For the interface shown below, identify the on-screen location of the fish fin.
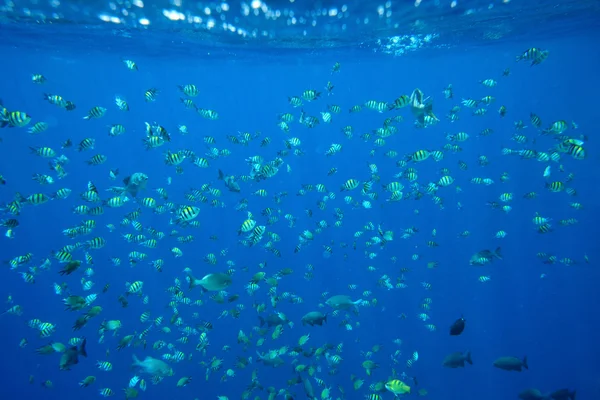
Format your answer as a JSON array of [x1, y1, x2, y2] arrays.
[[128, 186, 139, 197], [79, 338, 87, 357], [188, 274, 198, 289], [422, 96, 433, 111], [465, 351, 473, 365], [495, 247, 503, 260], [123, 176, 131, 186]]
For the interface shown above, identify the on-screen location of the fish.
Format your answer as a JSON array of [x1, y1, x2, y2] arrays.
[[107, 173, 149, 198], [299, 374, 317, 399], [518, 388, 547, 400], [449, 316, 465, 335], [301, 374, 317, 399], [218, 169, 241, 193], [122, 172, 148, 197], [385, 379, 411, 396], [188, 272, 232, 291], [548, 389, 576, 400], [59, 337, 87, 370], [442, 351, 472, 368], [256, 351, 285, 367], [132, 355, 173, 377], [493, 356, 528, 371], [325, 295, 362, 311], [470, 247, 502, 265], [409, 88, 435, 125], [301, 311, 328, 326], [258, 313, 289, 328]]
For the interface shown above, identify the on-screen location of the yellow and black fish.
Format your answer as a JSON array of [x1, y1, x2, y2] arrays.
[[178, 84, 199, 97], [122, 59, 138, 70], [83, 106, 106, 120], [1, 111, 31, 128], [516, 47, 549, 66], [31, 74, 47, 84], [144, 88, 159, 102]]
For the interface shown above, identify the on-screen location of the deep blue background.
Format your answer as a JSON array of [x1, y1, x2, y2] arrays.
[[0, 32, 599, 400]]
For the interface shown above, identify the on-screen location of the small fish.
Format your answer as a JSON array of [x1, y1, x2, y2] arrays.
[[32, 74, 47, 84], [59, 338, 87, 370], [442, 351, 473, 368], [449, 316, 465, 336], [83, 107, 107, 120], [493, 356, 528, 371], [543, 166, 551, 178], [516, 48, 549, 66], [123, 59, 138, 70]]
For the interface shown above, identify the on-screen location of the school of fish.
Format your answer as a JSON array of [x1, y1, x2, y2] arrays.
[[0, 47, 584, 400]]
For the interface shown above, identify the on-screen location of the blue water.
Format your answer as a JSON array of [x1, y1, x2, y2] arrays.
[[1, 3, 600, 399]]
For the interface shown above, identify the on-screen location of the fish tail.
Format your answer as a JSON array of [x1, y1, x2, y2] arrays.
[[188, 274, 198, 289], [79, 338, 87, 357], [522, 355, 528, 369], [494, 247, 503, 260], [465, 351, 473, 365]]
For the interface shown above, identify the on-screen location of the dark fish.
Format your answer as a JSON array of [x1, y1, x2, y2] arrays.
[[65, 100, 76, 111], [122, 172, 148, 197], [256, 350, 284, 367], [549, 389, 576, 400], [218, 169, 241, 193], [449, 316, 465, 335], [470, 247, 503, 265], [59, 338, 87, 370], [409, 88, 434, 125], [59, 260, 81, 276], [518, 388, 546, 400], [301, 374, 317, 400], [493, 356, 528, 371], [259, 313, 288, 328], [442, 351, 472, 368], [301, 311, 328, 327]]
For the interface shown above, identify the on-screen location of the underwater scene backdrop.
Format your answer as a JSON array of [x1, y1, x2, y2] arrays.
[[0, 1, 599, 400]]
